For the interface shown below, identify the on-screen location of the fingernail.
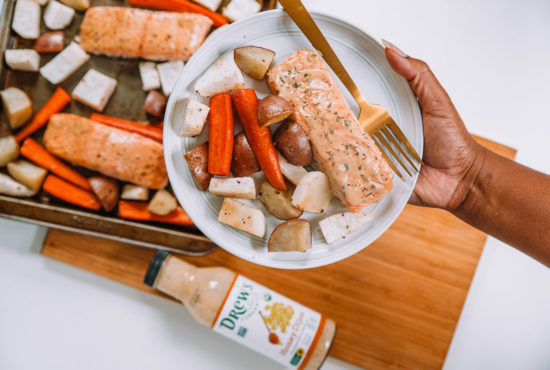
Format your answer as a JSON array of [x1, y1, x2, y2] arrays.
[[381, 39, 408, 58]]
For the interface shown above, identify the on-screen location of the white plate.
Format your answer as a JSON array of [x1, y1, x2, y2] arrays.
[[164, 10, 422, 269]]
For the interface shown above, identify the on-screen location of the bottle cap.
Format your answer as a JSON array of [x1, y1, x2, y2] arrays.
[[144, 250, 170, 287]]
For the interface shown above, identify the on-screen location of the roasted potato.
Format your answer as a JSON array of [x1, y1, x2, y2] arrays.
[[277, 152, 307, 186], [148, 189, 178, 216], [234, 46, 275, 80], [33, 31, 64, 53], [195, 50, 245, 97], [273, 121, 313, 166], [0, 173, 35, 197], [184, 143, 213, 191], [143, 90, 167, 118], [218, 197, 266, 238], [59, 0, 90, 11], [7, 160, 47, 192], [121, 184, 149, 201], [258, 181, 302, 220], [88, 176, 119, 212], [319, 211, 373, 244], [0, 87, 33, 129], [0, 136, 19, 167], [291, 171, 332, 213], [209, 177, 256, 199], [257, 95, 293, 127], [268, 219, 312, 253], [231, 132, 260, 177]]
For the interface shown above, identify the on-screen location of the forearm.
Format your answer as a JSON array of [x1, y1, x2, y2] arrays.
[[453, 148, 550, 266]]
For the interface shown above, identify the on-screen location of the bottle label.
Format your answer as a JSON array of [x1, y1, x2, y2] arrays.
[[212, 275, 325, 368]]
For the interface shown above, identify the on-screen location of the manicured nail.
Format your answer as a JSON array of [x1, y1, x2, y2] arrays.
[[381, 39, 408, 58]]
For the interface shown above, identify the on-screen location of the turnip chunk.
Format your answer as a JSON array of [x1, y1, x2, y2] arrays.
[[319, 211, 373, 244], [12, 0, 40, 39], [40, 42, 90, 84], [121, 184, 149, 201], [7, 160, 47, 193], [209, 177, 256, 200], [139, 62, 161, 91], [291, 171, 332, 213], [44, 1, 75, 30], [72, 69, 117, 111], [277, 152, 307, 186], [0, 173, 35, 197], [0, 136, 19, 167], [223, 0, 261, 22], [0, 87, 33, 129], [4, 49, 40, 72], [194, 50, 244, 97], [178, 98, 210, 137], [157, 61, 184, 96]]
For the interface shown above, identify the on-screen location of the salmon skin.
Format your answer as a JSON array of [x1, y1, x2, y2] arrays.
[[80, 7, 212, 61], [43, 114, 168, 189], [267, 50, 393, 211]]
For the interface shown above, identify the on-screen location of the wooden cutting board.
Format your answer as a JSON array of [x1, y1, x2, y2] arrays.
[[41, 136, 516, 370]]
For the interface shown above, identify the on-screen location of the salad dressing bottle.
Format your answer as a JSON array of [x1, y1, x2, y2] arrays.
[[145, 251, 336, 369]]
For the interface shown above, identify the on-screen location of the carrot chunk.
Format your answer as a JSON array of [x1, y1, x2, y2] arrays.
[[232, 89, 286, 191], [118, 200, 194, 226], [208, 94, 234, 176], [43, 175, 101, 211], [129, 0, 228, 28]]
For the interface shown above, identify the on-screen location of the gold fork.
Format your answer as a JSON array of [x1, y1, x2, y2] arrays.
[[278, 0, 423, 180]]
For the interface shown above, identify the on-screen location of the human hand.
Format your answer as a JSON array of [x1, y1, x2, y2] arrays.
[[382, 40, 486, 211]]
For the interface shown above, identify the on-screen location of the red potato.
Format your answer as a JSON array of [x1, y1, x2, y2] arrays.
[[33, 31, 64, 53], [143, 90, 167, 118], [273, 121, 313, 166], [184, 143, 213, 191], [257, 95, 293, 127], [88, 176, 119, 212], [231, 132, 260, 177]]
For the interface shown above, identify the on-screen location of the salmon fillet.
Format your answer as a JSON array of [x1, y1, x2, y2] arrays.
[[267, 50, 393, 211], [43, 114, 168, 189], [80, 7, 212, 61]]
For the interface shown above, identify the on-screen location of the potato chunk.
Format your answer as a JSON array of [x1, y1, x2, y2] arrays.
[[291, 171, 332, 213], [268, 219, 312, 253], [0, 136, 19, 167], [258, 181, 302, 220], [234, 46, 275, 80], [148, 189, 178, 216], [7, 160, 47, 192], [0, 87, 33, 129], [218, 197, 266, 238]]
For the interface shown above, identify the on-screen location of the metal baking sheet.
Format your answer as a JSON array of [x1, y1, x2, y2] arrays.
[[0, 0, 276, 253]]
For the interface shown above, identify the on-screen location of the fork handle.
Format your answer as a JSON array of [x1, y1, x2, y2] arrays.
[[278, 0, 364, 102]]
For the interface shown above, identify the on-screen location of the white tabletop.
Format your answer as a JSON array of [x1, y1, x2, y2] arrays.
[[1, 1, 550, 369]]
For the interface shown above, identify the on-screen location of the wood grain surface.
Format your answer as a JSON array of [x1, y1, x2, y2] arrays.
[[41, 136, 516, 369]]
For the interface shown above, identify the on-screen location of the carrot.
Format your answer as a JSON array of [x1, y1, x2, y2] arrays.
[[43, 175, 101, 211], [208, 94, 234, 176], [89, 113, 163, 142], [129, 0, 228, 28], [232, 89, 287, 191], [15, 87, 71, 143], [20, 138, 92, 191], [118, 201, 194, 226]]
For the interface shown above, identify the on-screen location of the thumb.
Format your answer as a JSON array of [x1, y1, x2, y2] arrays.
[[383, 40, 455, 114]]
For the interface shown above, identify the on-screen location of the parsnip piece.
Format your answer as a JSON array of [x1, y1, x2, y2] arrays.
[[0, 173, 35, 197]]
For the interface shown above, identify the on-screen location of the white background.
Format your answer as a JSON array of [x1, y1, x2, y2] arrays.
[[1, 0, 550, 369]]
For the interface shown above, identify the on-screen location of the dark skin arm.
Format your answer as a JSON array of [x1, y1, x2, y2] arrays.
[[383, 40, 550, 267]]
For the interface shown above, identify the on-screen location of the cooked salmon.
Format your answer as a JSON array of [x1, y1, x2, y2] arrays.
[[267, 50, 393, 211], [80, 7, 212, 61], [43, 114, 168, 189]]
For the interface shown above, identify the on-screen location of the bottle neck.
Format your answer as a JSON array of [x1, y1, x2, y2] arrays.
[[152, 255, 197, 302]]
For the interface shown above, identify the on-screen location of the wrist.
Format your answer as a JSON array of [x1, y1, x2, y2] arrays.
[[446, 141, 490, 214]]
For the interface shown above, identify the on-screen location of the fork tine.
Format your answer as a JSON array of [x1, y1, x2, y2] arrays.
[[372, 138, 404, 180], [381, 127, 418, 172], [375, 132, 412, 177], [387, 120, 424, 165]]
